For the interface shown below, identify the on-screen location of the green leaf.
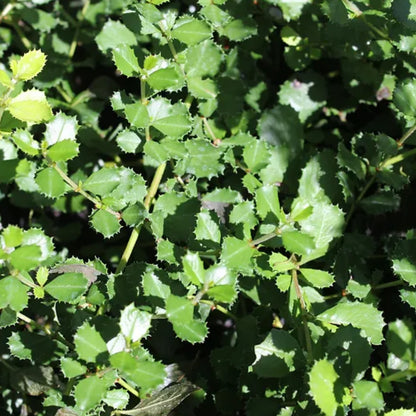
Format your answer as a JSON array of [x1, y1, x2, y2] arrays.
[[172, 16, 211, 45], [122, 204, 147, 227], [2, 225, 24, 247], [309, 359, 339, 416], [0, 307, 17, 327], [103, 389, 130, 410], [187, 77, 218, 99], [393, 79, 416, 122], [300, 268, 334, 288], [392, 258, 416, 286], [318, 301, 385, 345], [172, 320, 208, 344], [385, 409, 416, 416], [110, 351, 166, 391], [116, 129, 142, 153], [120, 303, 152, 342], [60, 357, 87, 378], [144, 140, 169, 164], [9, 244, 42, 271], [243, 140, 270, 173], [281, 230, 315, 256], [166, 294, 193, 323], [269, 252, 295, 273], [35, 167, 70, 198], [74, 375, 111, 411], [184, 139, 223, 178], [183, 251, 205, 285], [44, 273, 89, 302], [195, 211, 221, 243], [352, 380, 384, 410], [253, 329, 303, 377], [13, 50, 46, 81], [0, 69, 11, 87], [113, 44, 140, 77], [8, 89, 53, 123], [90, 210, 121, 238], [96, 20, 137, 52], [147, 64, 184, 92], [47, 139, 79, 162], [221, 18, 257, 41], [0, 276, 28, 312], [221, 236, 255, 274], [125, 102, 150, 128], [12, 129, 40, 156], [83, 167, 120, 196], [185, 39, 223, 78], [74, 322, 108, 363], [142, 267, 171, 299], [386, 319, 415, 362], [44, 113, 78, 146]]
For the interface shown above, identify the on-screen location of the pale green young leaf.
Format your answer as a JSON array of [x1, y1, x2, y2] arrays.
[[113, 44, 140, 77], [14, 50, 46, 81], [124, 102, 150, 129], [166, 294, 193, 323], [2, 225, 23, 247], [352, 380, 384, 410], [0, 276, 28, 312], [90, 210, 121, 238], [44, 273, 89, 302], [300, 268, 334, 288], [9, 245, 42, 271], [46, 139, 79, 162], [74, 322, 108, 363], [11, 130, 39, 156], [120, 303, 152, 343], [195, 211, 221, 243], [271, 0, 311, 20], [8, 90, 53, 123], [269, 252, 295, 273], [172, 16, 211, 45], [0, 69, 11, 87], [385, 409, 416, 416], [116, 129, 141, 153], [172, 320, 208, 344], [35, 167, 70, 198], [96, 20, 137, 52], [281, 230, 316, 256], [103, 389, 129, 410], [44, 113, 78, 146], [309, 359, 339, 416], [183, 251, 205, 285], [256, 184, 281, 221], [318, 301, 385, 344], [60, 357, 87, 378], [74, 375, 110, 411]]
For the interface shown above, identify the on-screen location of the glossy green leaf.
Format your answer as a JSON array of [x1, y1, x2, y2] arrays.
[[142, 268, 171, 299], [9, 244, 42, 271], [309, 359, 339, 416], [96, 20, 137, 52], [221, 237, 255, 273], [113, 44, 140, 77], [385, 409, 416, 416], [221, 18, 257, 41], [110, 351, 166, 390], [44, 273, 89, 302], [172, 320, 208, 344], [120, 303, 152, 342], [269, 252, 295, 273], [187, 77, 218, 99], [195, 211, 221, 243], [281, 230, 315, 256], [13, 49, 46, 81], [8, 89, 53, 123], [2, 225, 23, 247], [184, 139, 223, 178], [0, 69, 11, 87], [243, 140, 270, 173], [35, 167, 70, 198], [352, 380, 384, 410], [183, 251, 205, 285], [90, 210, 121, 238], [318, 301, 385, 344], [74, 375, 110, 411], [185, 39, 223, 77], [125, 102, 150, 128], [74, 322, 108, 363], [166, 294, 193, 323], [0, 276, 28, 312], [392, 258, 416, 286], [300, 268, 334, 288], [172, 17, 211, 45], [11, 129, 39, 155], [116, 129, 142, 153], [44, 113, 78, 146], [47, 139, 79, 162], [60, 357, 87, 378], [147, 65, 184, 92], [386, 319, 415, 362], [103, 389, 130, 409], [83, 167, 120, 195]]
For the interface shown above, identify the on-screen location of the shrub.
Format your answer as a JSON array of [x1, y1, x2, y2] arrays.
[[1, 0, 416, 415]]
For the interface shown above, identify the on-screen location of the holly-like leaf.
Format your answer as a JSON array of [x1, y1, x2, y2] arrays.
[[90, 210, 121, 238], [352, 380, 384, 410], [60, 357, 87, 378], [44, 272, 89, 302], [318, 301, 385, 345], [74, 322, 108, 363], [309, 359, 340, 416], [184, 139, 223, 178], [13, 49, 46, 81], [9, 245, 42, 271], [0, 276, 29, 312], [44, 113, 78, 146], [74, 375, 112, 411], [221, 17, 257, 41], [243, 140, 270, 173], [2, 225, 24, 247], [8, 89, 53, 123], [172, 320, 208, 344], [116, 129, 142, 153], [300, 268, 334, 288], [96, 20, 137, 52], [182, 252, 205, 285], [172, 16, 211, 45], [185, 39, 223, 78], [113, 44, 140, 77], [166, 295, 193, 323], [195, 211, 221, 243], [35, 167, 70, 198], [120, 303, 152, 343], [47, 139, 79, 162], [281, 230, 315, 256], [187, 77, 218, 99], [221, 237, 255, 273], [83, 167, 121, 196], [12, 129, 40, 156]]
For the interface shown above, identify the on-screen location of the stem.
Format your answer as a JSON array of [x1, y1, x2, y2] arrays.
[[10, 19, 31, 50], [116, 163, 167, 274], [397, 124, 416, 147], [292, 268, 313, 363], [116, 377, 139, 397], [202, 117, 217, 143], [199, 300, 237, 320], [15, 272, 37, 289], [51, 161, 121, 219], [372, 280, 404, 290], [250, 231, 279, 247], [384, 368, 416, 383], [380, 148, 416, 169], [0, 2, 15, 23], [140, 78, 151, 141], [68, 0, 90, 58]]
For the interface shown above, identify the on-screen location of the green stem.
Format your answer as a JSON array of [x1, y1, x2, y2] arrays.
[[68, 0, 90, 58], [116, 377, 139, 397], [372, 280, 404, 290], [202, 117, 217, 143], [10, 19, 31, 50], [292, 268, 313, 363], [14, 272, 37, 289], [0, 2, 15, 22], [397, 124, 416, 147], [116, 163, 167, 274], [384, 368, 416, 383], [380, 148, 416, 169], [140, 78, 151, 141], [199, 300, 237, 320], [250, 230, 279, 247]]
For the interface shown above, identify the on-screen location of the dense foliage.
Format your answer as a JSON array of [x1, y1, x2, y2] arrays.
[[1, 0, 416, 415]]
